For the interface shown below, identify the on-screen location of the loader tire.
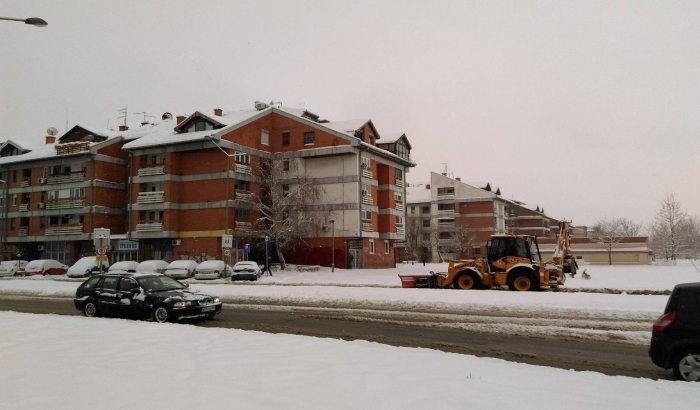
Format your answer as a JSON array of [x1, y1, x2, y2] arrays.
[[507, 272, 538, 291], [454, 271, 483, 290]]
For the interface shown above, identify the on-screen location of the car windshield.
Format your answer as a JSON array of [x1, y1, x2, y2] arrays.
[[136, 276, 186, 292]]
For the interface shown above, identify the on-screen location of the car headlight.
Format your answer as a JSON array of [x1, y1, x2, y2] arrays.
[[174, 301, 193, 307], [214, 298, 220, 303]]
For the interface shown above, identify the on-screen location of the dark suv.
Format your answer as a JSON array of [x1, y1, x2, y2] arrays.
[[74, 273, 222, 323], [649, 282, 700, 381]]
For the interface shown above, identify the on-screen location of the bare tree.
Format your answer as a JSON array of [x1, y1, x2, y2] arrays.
[[452, 224, 475, 259], [591, 217, 640, 265], [253, 155, 326, 268], [403, 215, 422, 261], [649, 194, 687, 261], [677, 215, 700, 259]]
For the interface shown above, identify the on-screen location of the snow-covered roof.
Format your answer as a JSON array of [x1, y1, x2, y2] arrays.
[[406, 182, 432, 203], [322, 119, 370, 138], [378, 133, 402, 144], [1, 139, 39, 152]]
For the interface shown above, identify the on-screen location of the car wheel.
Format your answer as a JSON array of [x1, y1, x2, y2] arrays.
[[673, 351, 700, 381], [152, 306, 170, 323], [83, 301, 98, 317]]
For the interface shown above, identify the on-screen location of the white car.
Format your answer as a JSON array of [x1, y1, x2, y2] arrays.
[[0, 260, 28, 277], [193, 260, 231, 280], [135, 260, 169, 274], [108, 261, 139, 273], [163, 260, 199, 279], [66, 257, 110, 278], [231, 261, 262, 281]]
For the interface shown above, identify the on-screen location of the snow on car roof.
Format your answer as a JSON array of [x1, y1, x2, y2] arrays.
[[197, 260, 225, 268]]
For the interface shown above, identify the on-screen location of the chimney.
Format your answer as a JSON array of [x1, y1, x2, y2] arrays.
[[119, 125, 129, 131], [214, 108, 223, 117], [177, 115, 186, 124], [456, 177, 461, 181], [426, 184, 430, 189], [442, 173, 447, 176], [46, 136, 56, 144]]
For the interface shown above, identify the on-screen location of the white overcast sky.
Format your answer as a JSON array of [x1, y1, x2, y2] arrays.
[[1, 0, 698, 227]]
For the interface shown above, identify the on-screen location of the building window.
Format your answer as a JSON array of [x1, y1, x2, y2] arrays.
[[385, 241, 390, 254], [235, 208, 250, 221], [361, 157, 371, 170], [422, 206, 430, 213], [282, 131, 290, 146], [235, 152, 249, 164], [394, 193, 402, 202], [12, 194, 17, 206], [369, 239, 375, 254], [282, 184, 290, 197], [437, 187, 455, 196], [473, 247, 481, 255], [361, 210, 372, 220], [304, 131, 315, 145], [422, 219, 430, 227], [395, 216, 404, 225], [261, 130, 269, 146], [283, 159, 290, 171], [362, 183, 371, 197], [12, 170, 17, 182], [410, 206, 415, 214], [395, 168, 403, 179]]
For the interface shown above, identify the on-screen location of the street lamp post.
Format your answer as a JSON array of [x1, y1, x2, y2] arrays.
[[330, 219, 335, 272], [0, 17, 48, 27], [205, 136, 232, 235]]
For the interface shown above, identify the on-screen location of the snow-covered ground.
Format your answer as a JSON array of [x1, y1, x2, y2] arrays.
[[0, 311, 697, 410], [1, 262, 699, 408]]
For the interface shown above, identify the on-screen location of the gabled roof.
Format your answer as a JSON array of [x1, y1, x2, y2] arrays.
[[58, 125, 119, 144], [0, 139, 37, 154], [172, 111, 227, 133], [377, 133, 412, 150]]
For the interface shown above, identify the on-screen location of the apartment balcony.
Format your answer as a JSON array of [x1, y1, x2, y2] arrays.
[[46, 224, 83, 236], [47, 172, 85, 185], [437, 193, 455, 200], [137, 191, 164, 204], [362, 168, 373, 179], [235, 221, 252, 232], [19, 203, 30, 212], [396, 226, 405, 235], [437, 209, 455, 215], [235, 190, 253, 202], [138, 165, 165, 177], [362, 196, 373, 206], [136, 220, 163, 232], [45, 198, 84, 210], [20, 178, 30, 188], [438, 220, 456, 228], [18, 227, 28, 237], [437, 237, 456, 245], [395, 203, 404, 212], [395, 179, 404, 188], [362, 222, 373, 232], [235, 163, 252, 175]]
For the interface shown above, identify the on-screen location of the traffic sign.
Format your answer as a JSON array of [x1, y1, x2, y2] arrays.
[[244, 244, 250, 254], [264, 236, 269, 244], [222, 234, 233, 249], [223, 249, 231, 257]]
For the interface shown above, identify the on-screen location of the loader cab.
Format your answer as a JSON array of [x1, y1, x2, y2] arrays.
[[488, 236, 541, 272]]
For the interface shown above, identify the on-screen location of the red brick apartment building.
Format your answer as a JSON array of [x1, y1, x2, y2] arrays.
[[0, 102, 415, 268], [405, 172, 560, 262]]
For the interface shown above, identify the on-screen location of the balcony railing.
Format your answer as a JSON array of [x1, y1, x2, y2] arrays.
[[437, 193, 455, 200], [438, 220, 456, 228], [20, 178, 30, 188], [395, 203, 404, 212], [362, 168, 373, 179], [235, 190, 253, 202], [437, 237, 456, 245], [18, 227, 28, 237], [47, 172, 85, 185], [138, 165, 165, 177], [235, 221, 252, 232], [437, 208, 455, 215], [45, 198, 84, 210], [45, 224, 83, 236], [235, 163, 252, 175], [396, 227, 405, 235], [395, 179, 404, 188], [137, 191, 164, 204], [136, 220, 163, 232], [362, 196, 373, 206], [19, 203, 30, 212], [362, 222, 373, 232]]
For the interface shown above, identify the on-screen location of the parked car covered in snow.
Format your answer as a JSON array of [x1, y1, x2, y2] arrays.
[[231, 261, 262, 281], [0, 260, 28, 277], [74, 272, 222, 322], [66, 256, 110, 278], [163, 260, 199, 279], [193, 260, 231, 280], [135, 260, 169, 274], [24, 259, 69, 276], [108, 261, 139, 273]]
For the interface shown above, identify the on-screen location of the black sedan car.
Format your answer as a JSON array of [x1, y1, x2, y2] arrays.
[[74, 273, 222, 323], [649, 282, 700, 381]]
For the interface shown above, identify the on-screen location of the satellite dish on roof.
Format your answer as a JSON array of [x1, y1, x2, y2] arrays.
[[162, 112, 173, 120], [47, 127, 58, 136]]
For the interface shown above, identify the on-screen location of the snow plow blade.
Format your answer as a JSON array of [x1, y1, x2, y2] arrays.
[[398, 274, 432, 288]]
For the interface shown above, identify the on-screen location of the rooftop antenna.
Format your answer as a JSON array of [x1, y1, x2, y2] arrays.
[[117, 106, 128, 128], [441, 162, 449, 176], [134, 111, 155, 126]]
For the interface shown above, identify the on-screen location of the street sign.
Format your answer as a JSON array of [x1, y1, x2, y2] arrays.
[[222, 234, 233, 249], [93, 228, 110, 250], [223, 249, 231, 257], [264, 236, 269, 244], [244, 244, 250, 254]]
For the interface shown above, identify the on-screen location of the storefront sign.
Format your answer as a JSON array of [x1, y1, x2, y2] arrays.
[[118, 240, 139, 251]]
